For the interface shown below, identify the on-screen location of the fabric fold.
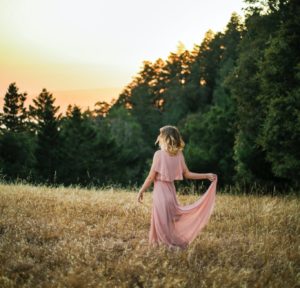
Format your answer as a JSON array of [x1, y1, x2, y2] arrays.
[[149, 149, 217, 249]]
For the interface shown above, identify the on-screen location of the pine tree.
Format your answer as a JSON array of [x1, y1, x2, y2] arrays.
[[226, 10, 280, 186], [106, 105, 149, 184], [257, 0, 300, 185], [58, 105, 97, 185], [128, 60, 164, 146], [1, 82, 27, 132], [0, 131, 36, 180], [0, 83, 36, 181], [29, 88, 61, 183]]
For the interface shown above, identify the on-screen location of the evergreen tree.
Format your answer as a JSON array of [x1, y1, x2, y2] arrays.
[[93, 101, 111, 118], [0, 82, 27, 132], [106, 105, 149, 184], [0, 0, 295, 190], [29, 89, 62, 183], [58, 104, 120, 186], [0, 83, 36, 182], [58, 105, 92, 185], [257, 0, 300, 185], [128, 61, 164, 147], [181, 107, 233, 186], [161, 50, 192, 125], [226, 10, 280, 186], [186, 30, 223, 111], [181, 14, 244, 187], [0, 131, 36, 180]]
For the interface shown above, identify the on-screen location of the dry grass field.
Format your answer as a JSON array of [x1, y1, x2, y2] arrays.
[[0, 182, 299, 288]]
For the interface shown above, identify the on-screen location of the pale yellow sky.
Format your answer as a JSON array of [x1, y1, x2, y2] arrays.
[[0, 0, 245, 112]]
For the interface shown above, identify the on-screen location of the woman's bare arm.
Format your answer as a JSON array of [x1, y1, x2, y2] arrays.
[[137, 168, 156, 203], [182, 156, 216, 181], [184, 170, 216, 181], [139, 169, 156, 194]]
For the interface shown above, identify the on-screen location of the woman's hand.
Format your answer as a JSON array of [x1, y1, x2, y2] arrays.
[[137, 191, 144, 203], [207, 173, 217, 182]]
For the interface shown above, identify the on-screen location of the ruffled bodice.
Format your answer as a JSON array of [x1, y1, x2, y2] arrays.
[[151, 149, 186, 182]]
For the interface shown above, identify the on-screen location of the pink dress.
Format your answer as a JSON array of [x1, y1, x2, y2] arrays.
[[149, 149, 218, 249]]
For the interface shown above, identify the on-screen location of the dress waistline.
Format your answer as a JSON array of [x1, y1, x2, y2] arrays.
[[155, 179, 174, 183]]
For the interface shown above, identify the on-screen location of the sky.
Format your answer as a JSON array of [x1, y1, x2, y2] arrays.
[[0, 0, 245, 112]]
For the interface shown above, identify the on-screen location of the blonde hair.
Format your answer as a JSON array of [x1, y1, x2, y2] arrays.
[[155, 125, 185, 155]]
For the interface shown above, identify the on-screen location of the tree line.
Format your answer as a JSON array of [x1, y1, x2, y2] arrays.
[[0, 0, 299, 192]]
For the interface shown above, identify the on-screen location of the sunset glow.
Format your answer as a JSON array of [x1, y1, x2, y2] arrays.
[[0, 0, 245, 112]]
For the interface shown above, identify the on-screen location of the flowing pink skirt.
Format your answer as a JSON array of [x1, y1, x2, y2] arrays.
[[149, 178, 217, 249]]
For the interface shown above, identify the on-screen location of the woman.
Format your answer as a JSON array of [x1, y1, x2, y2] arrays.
[[137, 125, 218, 250]]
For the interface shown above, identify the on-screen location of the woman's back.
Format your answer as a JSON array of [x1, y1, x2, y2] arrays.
[[152, 150, 186, 182]]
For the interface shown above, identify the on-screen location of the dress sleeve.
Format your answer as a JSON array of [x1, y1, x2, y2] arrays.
[[180, 152, 188, 175], [151, 150, 185, 182]]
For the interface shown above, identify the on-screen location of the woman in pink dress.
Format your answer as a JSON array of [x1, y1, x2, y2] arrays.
[[137, 125, 218, 250]]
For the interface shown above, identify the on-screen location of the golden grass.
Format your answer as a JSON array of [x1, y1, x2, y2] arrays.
[[0, 183, 299, 288]]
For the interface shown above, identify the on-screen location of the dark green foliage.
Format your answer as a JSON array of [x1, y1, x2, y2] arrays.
[[258, 92, 300, 181], [257, 0, 300, 185], [161, 52, 191, 125], [58, 105, 120, 186], [0, 131, 36, 180], [28, 89, 62, 183], [0, 83, 36, 181], [106, 106, 149, 184], [181, 105, 236, 186], [58, 105, 97, 185], [226, 10, 279, 186], [0, 0, 299, 192], [127, 61, 164, 145], [0, 82, 27, 132]]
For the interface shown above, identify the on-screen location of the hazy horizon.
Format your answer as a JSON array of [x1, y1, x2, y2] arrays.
[[0, 86, 122, 115]]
